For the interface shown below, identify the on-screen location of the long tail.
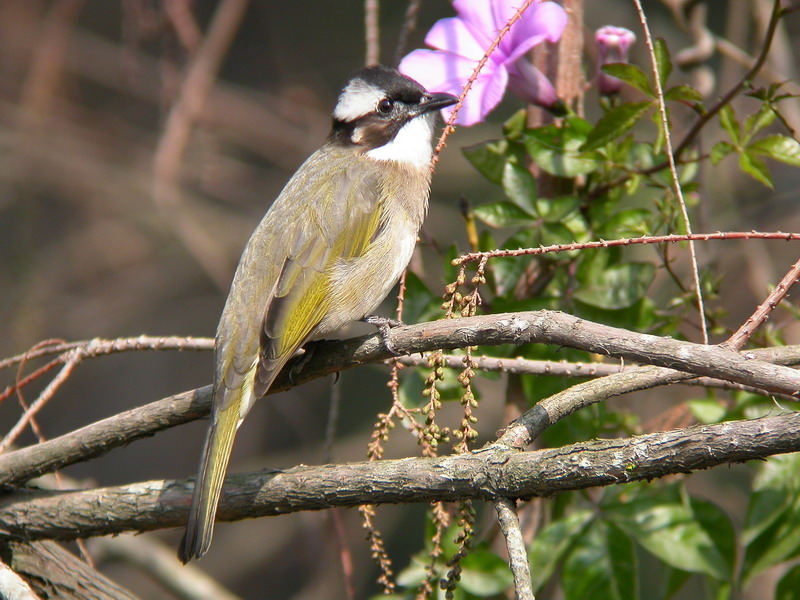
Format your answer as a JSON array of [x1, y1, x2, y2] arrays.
[[178, 389, 242, 563], [179, 352, 293, 562]]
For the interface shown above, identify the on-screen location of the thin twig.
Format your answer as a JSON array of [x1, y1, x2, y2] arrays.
[[153, 0, 250, 288], [398, 351, 800, 402], [164, 0, 202, 52], [90, 534, 240, 600], [453, 231, 800, 265], [324, 361, 356, 599], [0, 335, 213, 371], [493, 497, 534, 600], [1, 350, 82, 453], [329, 509, 356, 600], [633, 0, 708, 343], [674, 0, 783, 157], [725, 257, 800, 350], [364, 0, 380, 65], [393, 0, 423, 67]]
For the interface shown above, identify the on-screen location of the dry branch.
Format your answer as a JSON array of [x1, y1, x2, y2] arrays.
[[1, 311, 799, 486], [1, 541, 138, 600], [0, 412, 797, 542]]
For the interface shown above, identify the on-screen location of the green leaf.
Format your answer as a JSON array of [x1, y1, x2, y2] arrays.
[[742, 455, 800, 585], [491, 229, 539, 296], [606, 522, 639, 600], [474, 201, 537, 228], [562, 522, 616, 600], [710, 141, 736, 165], [776, 564, 800, 600], [583, 102, 652, 151], [401, 271, 438, 324], [462, 140, 508, 184], [503, 108, 528, 139], [687, 397, 727, 423], [738, 151, 774, 187], [690, 497, 737, 581], [664, 84, 704, 103], [606, 494, 729, 580], [459, 551, 514, 595], [530, 510, 595, 591], [662, 567, 692, 600], [718, 105, 740, 145], [574, 262, 656, 310], [501, 161, 538, 214], [602, 64, 654, 97], [654, 38, 672, 88], [745, 105, 776, 139], [749, 134, 800, 166], [524, 120, 599, 177], [535, 196, 581, 223], [442, 244, 461, 287], [573, 296, 665, 333], [596, 208, 654, 238]]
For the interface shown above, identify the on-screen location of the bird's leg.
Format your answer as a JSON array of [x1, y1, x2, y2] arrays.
[[362, 315, 404, 356]]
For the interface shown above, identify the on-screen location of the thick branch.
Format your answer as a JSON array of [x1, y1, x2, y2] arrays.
[[0, 412, 798, 542], [0, 541, 138, 600], [1, 312, 798, 485]]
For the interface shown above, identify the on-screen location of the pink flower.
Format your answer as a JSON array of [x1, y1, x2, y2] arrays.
[[399, 0, 568, 126], [595, 26, 637, 95]]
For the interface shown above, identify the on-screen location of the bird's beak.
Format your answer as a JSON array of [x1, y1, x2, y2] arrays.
[[413, 92, 459, 116]]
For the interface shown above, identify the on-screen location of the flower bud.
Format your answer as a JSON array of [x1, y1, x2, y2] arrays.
[[507, 58, 560, 110], [595, 26, 637, 95]]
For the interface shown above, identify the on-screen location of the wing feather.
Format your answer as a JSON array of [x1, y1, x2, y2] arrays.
[[212, 147, 385, 403]]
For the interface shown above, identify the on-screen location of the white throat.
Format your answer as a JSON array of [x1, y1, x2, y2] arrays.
[[365, 114, 435, 168]]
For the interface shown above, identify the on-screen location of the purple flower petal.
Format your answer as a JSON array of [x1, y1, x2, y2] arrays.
[[425, 17, 488, 61], [399, 48, 475, 98], [399, 48, 508, 126], [470, 66, 509, 124], [500, 2, 568, 65], [452, 0, 497, 47]]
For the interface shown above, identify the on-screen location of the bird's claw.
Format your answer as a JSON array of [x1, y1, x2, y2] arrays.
[[362, 315, 404, 356]]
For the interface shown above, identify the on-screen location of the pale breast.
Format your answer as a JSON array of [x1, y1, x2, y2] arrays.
[[316, 159, 430, 334]]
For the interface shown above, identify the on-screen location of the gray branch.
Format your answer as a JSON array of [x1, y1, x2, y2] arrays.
[[0, 412, 797, 542], [493, 498, 534, 600], [1, 311, 798, 486]]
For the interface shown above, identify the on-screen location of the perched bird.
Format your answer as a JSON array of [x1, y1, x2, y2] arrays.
[[179, 65, 457, 562]]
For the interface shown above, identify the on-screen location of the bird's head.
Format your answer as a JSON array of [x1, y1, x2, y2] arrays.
[[329, 65, 458, 168]]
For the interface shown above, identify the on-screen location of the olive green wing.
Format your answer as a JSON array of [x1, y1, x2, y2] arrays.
[[252, 154, 384, 398]]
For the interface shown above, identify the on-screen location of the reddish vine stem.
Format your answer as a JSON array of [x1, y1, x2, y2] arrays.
[[725, 257, 800, 351], [0, 335, 213, 371], [1, 350, 82, 453], [452, 231, 800, 266]]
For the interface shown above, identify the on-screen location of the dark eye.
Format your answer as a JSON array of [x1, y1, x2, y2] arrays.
[[377, 98, 394, 114]]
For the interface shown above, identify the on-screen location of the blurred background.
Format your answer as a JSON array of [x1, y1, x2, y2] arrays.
[[1, 1, 799, 598]]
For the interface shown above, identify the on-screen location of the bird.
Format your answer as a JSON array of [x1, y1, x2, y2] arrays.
[[178, 65, 458, 562]]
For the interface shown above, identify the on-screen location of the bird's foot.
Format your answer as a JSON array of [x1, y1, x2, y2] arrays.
[[287, 341, 318, 386], [362, 315, 404, 356]]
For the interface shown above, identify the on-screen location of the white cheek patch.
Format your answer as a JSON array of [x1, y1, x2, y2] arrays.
[[366, 114, 435, 168], [333, 80, 384, 122]]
